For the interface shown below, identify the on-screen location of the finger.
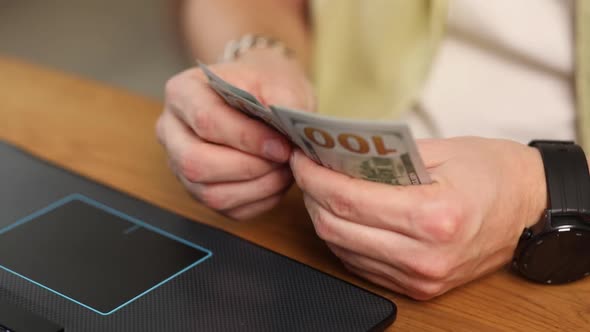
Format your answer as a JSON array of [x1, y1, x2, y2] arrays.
[[342, 263, 407, 296], [327, 243, 449, 299], [328, 243, 416, 283], [303, 194, 423, 273], [343, 263, 444, 300], [291, 150, 442, 239], [223, 193, 285, 220], [158, 110, 279, 183], [165, 68, 291, 162], [180, 166, 293, 211]]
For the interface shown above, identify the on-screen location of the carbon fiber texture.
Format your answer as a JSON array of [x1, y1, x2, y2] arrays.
[[0, 141, 396, 331]]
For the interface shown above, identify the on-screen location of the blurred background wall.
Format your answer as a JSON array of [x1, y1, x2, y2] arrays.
[[0, 0, 190, 99]]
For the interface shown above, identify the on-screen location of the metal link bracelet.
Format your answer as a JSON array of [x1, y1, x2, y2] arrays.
[[220, 34, 295, 63]]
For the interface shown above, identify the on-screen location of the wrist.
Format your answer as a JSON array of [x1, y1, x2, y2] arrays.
[[523, 146, 548, 228], [512, 141, 590, 284]]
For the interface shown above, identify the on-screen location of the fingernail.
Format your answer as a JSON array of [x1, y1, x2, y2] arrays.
[[263, 139, 287, 161]]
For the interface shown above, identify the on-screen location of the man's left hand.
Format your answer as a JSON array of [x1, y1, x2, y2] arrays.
[[290, 137, 547, 300]]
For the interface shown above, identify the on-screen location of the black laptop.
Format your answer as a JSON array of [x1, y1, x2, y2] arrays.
[[0, 140, 396, 331]]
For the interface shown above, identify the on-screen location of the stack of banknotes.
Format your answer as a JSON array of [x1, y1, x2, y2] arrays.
[[199, 62, 431, 186]]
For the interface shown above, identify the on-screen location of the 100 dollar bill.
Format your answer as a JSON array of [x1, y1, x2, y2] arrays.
[[198, 61, 431, 186], [198, 61, 289, 135], [271, 106, 431, 185]]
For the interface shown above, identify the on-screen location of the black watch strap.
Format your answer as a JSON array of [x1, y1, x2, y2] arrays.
[[529, 140, 590, 216]]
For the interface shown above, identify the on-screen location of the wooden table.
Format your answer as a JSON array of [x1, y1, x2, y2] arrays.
[[1, 57, 588, 331]]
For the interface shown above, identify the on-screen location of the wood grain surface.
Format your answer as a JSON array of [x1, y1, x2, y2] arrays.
[[1, 57, 588, 331]]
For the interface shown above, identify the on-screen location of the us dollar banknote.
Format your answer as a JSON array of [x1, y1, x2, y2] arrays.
[[198, 61, 289, 135], [271, 106, 431, 185], [198, 61, 431, 185]]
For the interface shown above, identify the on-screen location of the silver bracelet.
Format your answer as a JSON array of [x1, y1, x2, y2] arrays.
[[220, 34, 294, 62]]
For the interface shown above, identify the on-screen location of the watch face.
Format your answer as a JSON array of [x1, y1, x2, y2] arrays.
[[519, 227, 590, 284]]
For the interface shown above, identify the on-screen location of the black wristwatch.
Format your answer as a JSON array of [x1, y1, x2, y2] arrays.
[[512, 140, 590, 284]]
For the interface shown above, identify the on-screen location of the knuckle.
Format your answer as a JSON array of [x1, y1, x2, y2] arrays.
[[225, 210, 248, 221], [409, 282, 446, 301], [198, 185, 227, 210], [165, 69, 215, 140], [191, 108, 212, 139], [421, 199, 463, 243], [164, 73, 186, 101], [260, 172, 284, 195], [410, 255, 454, 280], [431, 217, 459, 243], [312, 211, 336, 242], [326, 244, 345, 260], [237, 124, 255, 151], [155, 115, 166, 146], [325, 191, 355, 219], [242, 161, 260, 180], [178, 149, 206, 183]]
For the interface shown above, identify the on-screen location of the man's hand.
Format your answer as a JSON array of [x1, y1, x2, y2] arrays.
[[157, 50, 314, 220], [290, 137, 548, 300]]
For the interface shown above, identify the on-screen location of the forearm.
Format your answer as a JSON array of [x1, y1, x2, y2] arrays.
[[181, 0, 311, 69]]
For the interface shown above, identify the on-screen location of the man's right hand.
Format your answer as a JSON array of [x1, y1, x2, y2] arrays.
[[156, 51, 314, 220]]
